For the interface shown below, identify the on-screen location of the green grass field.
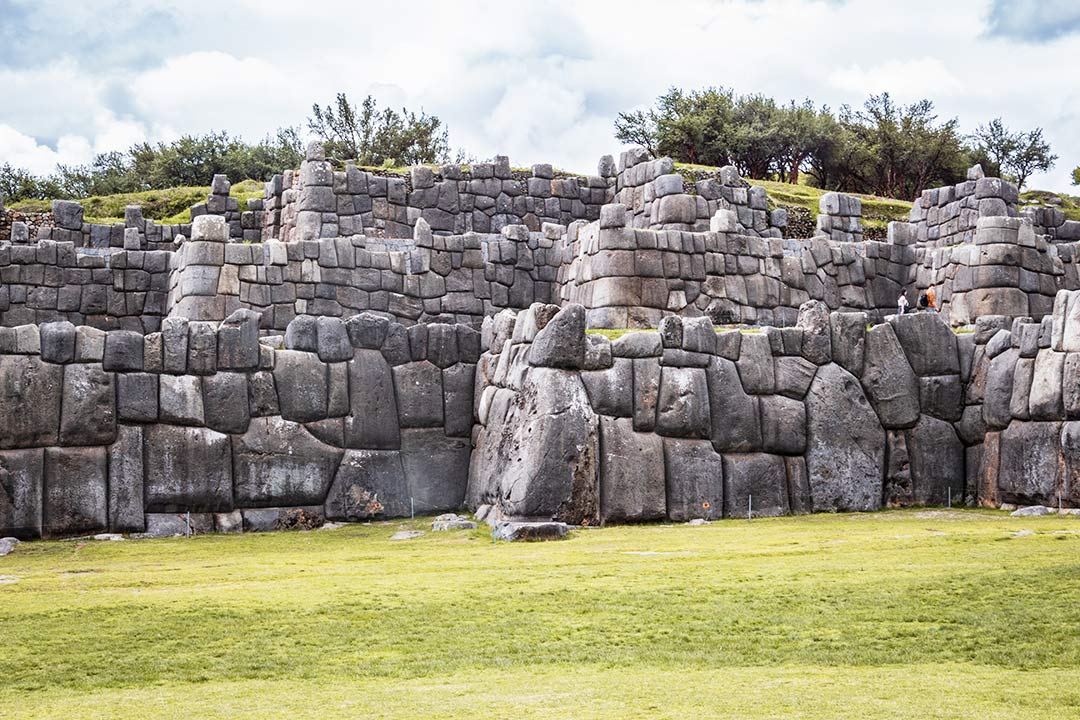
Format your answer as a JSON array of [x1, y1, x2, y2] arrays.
[[1, 509, 1078, 719]]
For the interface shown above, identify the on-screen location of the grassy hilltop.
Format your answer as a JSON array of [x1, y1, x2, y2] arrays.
[[1, 509, 1078, 719]]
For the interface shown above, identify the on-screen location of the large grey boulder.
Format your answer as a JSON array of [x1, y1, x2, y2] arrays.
[[117, 373, 159, 423], [326, 450, 409, 519], [632, 358, 660, 432], [581, 358, 633, 417], [983, 348, 1019, 429], [233, 417, 343, 507], [102, 330, 144, 372], [59, 363, 116, 446], [723, 453, 789, 518], [345, 349, 400, 449], [391, 361, 443, 428], [830, 311, 867, 375], [273, 350, 328, 422], [663, 438, 723, 522], [654, 367, 710, 438], [316, 316, 353, 363], [905, 415, 965, 506], [1028, 350, 1065, 420], [40, 321, 76, 364], [0, 356, 61, 449], [217, 309, 261, 370], [760, 395, 807, 455], [442, 364, 475, 437], [736, 333, 775, 394], [43, 447, 107, 537], [401, 428, 471, 513], [805, 362, 885, 511], [599, 416, 665, 522], [345, 313, 391, 349], [918, 375, 963, 422], [242, 506, 325, 533], [861, 323, 919, 428], [284, 315, 318, 352], [774, 356, 817, 400], [144, 425, 233, 512], [889, 312, 958, 376], [707, 356, 762, 451], [466, 367, 599, 525], [0, 537, 18, 556], [107, 426, 144, 533], [796, 300, 832, 365], [201, 372, 250, 435], [1059, 421, 1080, 506], [492, 521, 569, 541], [997, 421, 1062, 506], [158, 374, 204, 426], [529, 304, 586, 369], [0, 449, 43, 538]]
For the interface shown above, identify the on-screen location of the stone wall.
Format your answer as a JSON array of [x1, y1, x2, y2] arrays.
[[0, 241, 171, 333], [469, 294, 1080, 525], [6, 293, 1080, 539], [559, 202, 915, 328], [168, 214, 567, 328], [265, 147, 614, 243], [0, 308, 478, 539]]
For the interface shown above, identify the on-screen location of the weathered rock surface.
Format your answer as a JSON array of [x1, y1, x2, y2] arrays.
[[467, 367, 599, 524], [805, 363, 885, 511], [233, 417, 343, 507]]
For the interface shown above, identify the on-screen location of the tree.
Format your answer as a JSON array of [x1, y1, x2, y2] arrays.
[[972, 118, 1056, 188], [1073, 166, 1080, 186], [613, 109, 657, 157], [1003, 127, 1056, 190], [971, 118, 1018, 178], [308, 93, 450, 166], [614, 87, 736, 166], [832, 94, 968, 199]]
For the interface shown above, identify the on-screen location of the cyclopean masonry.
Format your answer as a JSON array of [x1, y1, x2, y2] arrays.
[[1, 142, 1079, 539]]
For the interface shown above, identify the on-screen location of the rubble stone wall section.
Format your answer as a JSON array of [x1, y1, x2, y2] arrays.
[[0, 308, 479, 539], [168, 215, 567, 329], [560, 203, 916, 328], [265, 147, 615, 243]]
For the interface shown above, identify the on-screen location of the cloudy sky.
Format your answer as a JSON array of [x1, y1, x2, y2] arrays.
[[1, 0, 1078, 191]]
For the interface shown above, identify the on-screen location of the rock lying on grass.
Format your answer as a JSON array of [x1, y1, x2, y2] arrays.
[[1011, 505, 1053, 516], [390, 530, 424, 541], [492, 521, 569, 542], [432, 513, 477, 531], [0, 537, 19, 556]]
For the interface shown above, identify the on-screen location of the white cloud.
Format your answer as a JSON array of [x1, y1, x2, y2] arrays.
[[0, 0, 1077, 191], [829, 59, 964, 101]]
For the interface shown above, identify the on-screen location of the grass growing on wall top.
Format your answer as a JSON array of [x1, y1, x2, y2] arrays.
[[673, 162, 914, 229], [1, 509, 1078, 719], [8, 180, 265, 226]]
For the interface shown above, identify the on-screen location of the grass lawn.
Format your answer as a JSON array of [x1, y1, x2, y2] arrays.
[[1, 509, 1078, 719]]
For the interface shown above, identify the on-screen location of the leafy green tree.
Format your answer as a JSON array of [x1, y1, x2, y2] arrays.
[[1002, 127, 1056, 190], [308, 93, 450, 165], [0, 163, 68, 201], [971, 118, 1017, 178], [832, 94, 968, 199], [1073, 166, 1080, 186], [615, 87, 736, 166], [971, 119, 1056, 188]]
